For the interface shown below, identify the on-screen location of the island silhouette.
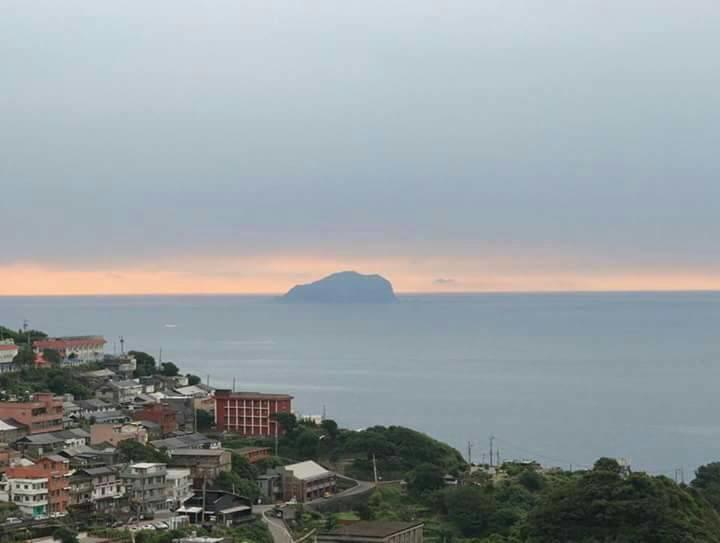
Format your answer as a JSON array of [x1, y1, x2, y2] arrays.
[[281, 271, 397, 303]]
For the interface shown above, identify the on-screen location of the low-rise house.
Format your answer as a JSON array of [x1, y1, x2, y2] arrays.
[[92, 410, 131, 425], [0, 393, 64, 434], [81, 369, 117, 383], [91, 422, 148, 447], [121, 463, 168, 517], [256, 472, 281, 502], [133, 403, 178, 435], [0, 339, 19, 373], [161, 397, 196, 432], [14, 433, 66, 457], [0, 469, 49, 518], [57, 445, 118, 468], [73, 399, 114, 421], [0, 419, 28, 444], [177, 490, 252, 526], [168, 449, 231, 487], [235, 447, 271, 464], [0, 448, 21, 475], [53, 428, 91, 448], [136, 420, 163, 440], [100, 355, 137, 379], [33, 336, 106, 365], [317, 521, 424, 543], [166, 468, 193, 509], [281, 460, 336, 502], [96, 380, 143, 405], [2, 455, 71, 518], [70, 466, 124, 513], [150, 433, 220, 452]]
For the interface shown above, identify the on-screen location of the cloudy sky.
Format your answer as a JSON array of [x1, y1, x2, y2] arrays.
[[2, 1, 720, 295]]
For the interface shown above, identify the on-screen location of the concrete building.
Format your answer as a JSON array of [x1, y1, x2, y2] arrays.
[[0, 419, 28, 444], [96, 380, 143, 405], [0, 470, 49, 518], [0, 339, 19, 372], [0, 393, 63, 434], [317, 522, 424, 543], [214, 390, 292, 437], [133, 403, 178, 435], [234, 446, 271, 464], [3, 455, 71, 518], [33, 336, 106, 364], [70, 466, 124, 512], [166, 468, 193, 509], [150, 433, 221, 452], [177, 490, 252, 526], [99, 354, 137, 379], [121, 463, 168, 516], [281, 461, 336, 502], [14, 433, 66, 457], [0, 448, 21, 475], [168, 449, 231, 487], [91, 422, 148, 446]]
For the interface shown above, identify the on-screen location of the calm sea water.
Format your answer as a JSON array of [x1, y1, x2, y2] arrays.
[[2, 292, 719, 476]]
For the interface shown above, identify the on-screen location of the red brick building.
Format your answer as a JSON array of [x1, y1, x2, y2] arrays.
[[214, 390, 292, 436], [0, 393, 63, 434], [132, 403, 177, 435]]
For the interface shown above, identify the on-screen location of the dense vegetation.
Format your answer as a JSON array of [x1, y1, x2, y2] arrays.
[[0, 365, 93, 400], [355, 458, 720, 543], [264, 413, 466, 482]]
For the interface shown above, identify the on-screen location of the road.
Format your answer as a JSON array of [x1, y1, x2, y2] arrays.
[[259, 477, 376, 543]]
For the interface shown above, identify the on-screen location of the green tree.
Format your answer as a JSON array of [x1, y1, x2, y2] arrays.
[[159, 362, 180, 377], [297, 430, 320, 459], [53, 527, 79, 543], [321, 419, 339, 439], [42, 348, 62, 365], [129, 351, 156, 377], [693, 462, 720, 511], [186, 374, 201, 386], [408, 463, 445, 495], [196, 409, 214, 431], [117, 440, 169, 464], [13, 346, 35, 366], [445, 485, 496, 537], [527, 461, 720, 542], [272, 412, 298, 434]]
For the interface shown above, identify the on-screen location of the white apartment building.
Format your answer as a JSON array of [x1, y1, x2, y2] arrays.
[[166, 468, 193, 509], [0, 476, 49, 519], [0, 339, 19, 373]]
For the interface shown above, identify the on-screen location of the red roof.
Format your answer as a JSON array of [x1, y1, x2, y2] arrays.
[[0, 345, 18, 351], [33, 336, 106, 350]]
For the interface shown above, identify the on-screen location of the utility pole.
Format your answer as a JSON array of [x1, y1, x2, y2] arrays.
[[120, 336, 125, 355], [467, 441, 473, 465], [232, 377, 236, 393], [496, 448, 500, 467], [489, 436, 495, 467], [372, 453, 379, 484]]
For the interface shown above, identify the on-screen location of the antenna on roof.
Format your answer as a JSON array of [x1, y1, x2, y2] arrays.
[[159, 348, 163, 364], [119, 336, 125, 355]]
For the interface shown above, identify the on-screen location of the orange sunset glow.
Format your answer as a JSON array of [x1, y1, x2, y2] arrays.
[[3, 257, 720, 296]]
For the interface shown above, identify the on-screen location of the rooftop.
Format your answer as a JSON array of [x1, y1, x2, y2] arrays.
[[284, 460, 332, 481], [170, 448, 226, 457], [215, 390, 293, 400]]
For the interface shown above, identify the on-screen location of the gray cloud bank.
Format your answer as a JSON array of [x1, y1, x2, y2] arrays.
[[2, 1, 720, 272]]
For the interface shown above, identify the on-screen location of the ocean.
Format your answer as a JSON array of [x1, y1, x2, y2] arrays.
[[2, 292, 719, 477]]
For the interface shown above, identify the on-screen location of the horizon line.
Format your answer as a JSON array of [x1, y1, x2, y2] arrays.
[[3, 288, 720, 298]]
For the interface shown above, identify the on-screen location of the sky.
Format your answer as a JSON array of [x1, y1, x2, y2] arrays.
[[2, 1, 720, 295]]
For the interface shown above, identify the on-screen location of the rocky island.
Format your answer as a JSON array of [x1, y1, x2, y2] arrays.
[[282, 271, 397, 303]]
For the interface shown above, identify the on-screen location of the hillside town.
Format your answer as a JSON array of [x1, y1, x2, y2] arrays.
[[0, 329, 448, 543]]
